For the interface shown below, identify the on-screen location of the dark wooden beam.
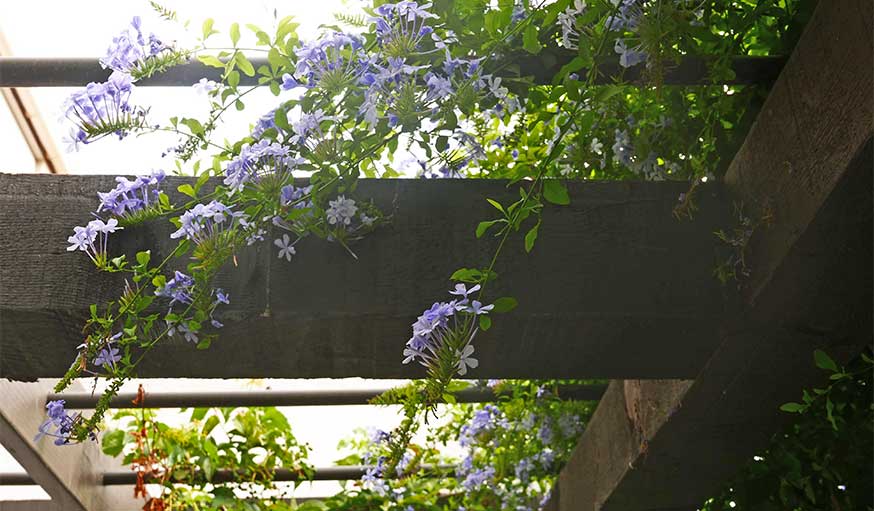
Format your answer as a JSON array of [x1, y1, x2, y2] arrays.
[[0, 178, 727, 380], [0, 55, 784, 88], [551, 0, 873, 509]]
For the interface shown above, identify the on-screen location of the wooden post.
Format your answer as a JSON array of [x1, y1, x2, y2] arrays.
[[550, 0, 873, 509]]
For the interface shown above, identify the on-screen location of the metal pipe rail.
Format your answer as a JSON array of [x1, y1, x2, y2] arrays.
[[0, 465, 454, 486], [48, 384, 607, 409], [0, 55, 786, 87]]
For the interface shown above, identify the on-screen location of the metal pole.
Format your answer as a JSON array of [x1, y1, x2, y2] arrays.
[[49, 385, 607, 409], [0, 465, 455, 486]]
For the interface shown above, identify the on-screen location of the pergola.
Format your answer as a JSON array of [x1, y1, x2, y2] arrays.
[[0, 1, 871, 509]]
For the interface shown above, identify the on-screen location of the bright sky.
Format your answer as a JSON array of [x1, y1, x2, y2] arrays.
[[0, 0, 367, 174], [0, 0, 455, 504]]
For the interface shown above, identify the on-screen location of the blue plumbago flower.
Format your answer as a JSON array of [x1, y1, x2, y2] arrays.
[[614, 38, 647, 68], [274, 233, 297, 261], [251, 108, 279, 139], [224, 139, 304, 192], [557, 0, 586, 49], [515, 456, 535, 483], [193, 78, 218, 95], [372, 1, 438, 56], [168, 321, 199, 344], [456, 344, 478, 375], [538, 448, 556, 469], [35, 400, 78, 445], [606, 0, 644, 31], [281, 73, 300, 90], [96, 170, 165, 219], [155, 271, 195, 306], [208, 288, 229, 328], [66, 218, 122, 266], [511, 1, 527, 22], [559, 413, 582, 438], [280, 184, 313, 209], [170, 200, 240, 245], [326, 195, 358, 226], [612, 129, 634, 168], [295, 32, 369, 92], [461, 466, 495, 491], [93, 346, 121, 369], [402, 285, 494, 378], [63, 72, 148, 146], [538, 420, 554, 445], [361, 456, 388, 495], [100, 17, 170, 75], [458, 404, 506, 447]]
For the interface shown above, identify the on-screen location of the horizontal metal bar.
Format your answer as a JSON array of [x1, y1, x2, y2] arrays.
[[0, 55, 785, 88], [0, 465, 454, 486], [48, 384, 606, 409]]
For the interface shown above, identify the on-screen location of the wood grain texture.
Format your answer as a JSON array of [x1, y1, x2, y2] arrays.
[[0, 178, 727, 380], [0, 381, 136, 511], [552, 0, 874, 509]]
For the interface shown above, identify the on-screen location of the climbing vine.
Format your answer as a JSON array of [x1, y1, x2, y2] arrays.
[[35, 0, 825, 507]]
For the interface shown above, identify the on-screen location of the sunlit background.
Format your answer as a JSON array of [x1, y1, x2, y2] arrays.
[[0, 0, 450, 502]]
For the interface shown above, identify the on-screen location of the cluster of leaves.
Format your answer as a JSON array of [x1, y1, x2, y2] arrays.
[[702, 349, 874, 511], [103, 381, 598, 510], [103, 403, 312, 510]]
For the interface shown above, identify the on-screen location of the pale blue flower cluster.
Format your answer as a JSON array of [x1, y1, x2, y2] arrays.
[[224, 140, 304, 192], [326, 195, 358, 226], [295, 32, 369, 90], [62, 72, 146, 150], [66, 218, 123, 265], [155, 271, 195, 306], [402, 283, 493, 377], [35, 400, 78, 445], [97, 170, 166, 217], [100, 16, 169, 74], [169, 200, 238, 245]]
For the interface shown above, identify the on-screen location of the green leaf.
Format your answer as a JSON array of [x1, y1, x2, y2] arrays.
[[201, 18, 216, 40], [197, 54, 225, 68], [486, 198, 505, 214], [522, 25, 542, 54], [229, 22, 240, 46], [780, 402, 805, 413], [479, 315, 492, 331], [267, 47, 285, 71], [234, 52, 255, 77], [135, 250, 151, 266], [101, 429, 125, 457], [201, 414, 220, 435], [476, 220, 503, 238], [178, 184, 196, 199], [525, 220, 540, 253], [227, 69, 240, 88], [443, 393, 457, 404], [543, 180, 570, 205], [191, 407, 209, 421], [814, 349, 838, 372], [492, 296, 518, 313]]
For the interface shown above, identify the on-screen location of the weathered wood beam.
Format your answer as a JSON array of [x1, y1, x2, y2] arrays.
[[551, 0, 873, 509], [0, 381, 135, 511], [0, 55, 784, 88], [0, 178, 727, 380]]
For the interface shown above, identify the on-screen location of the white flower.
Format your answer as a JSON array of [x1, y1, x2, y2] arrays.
[[193, 78, 218, 95], [590, 137, 603, 155], [274, 234, 296, 261], [457, 344, 479, 376]]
